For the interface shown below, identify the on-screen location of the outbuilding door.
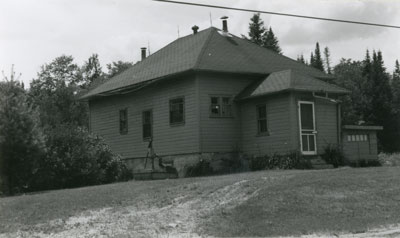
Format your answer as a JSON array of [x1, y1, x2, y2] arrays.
[[298, 101, 317, 155]]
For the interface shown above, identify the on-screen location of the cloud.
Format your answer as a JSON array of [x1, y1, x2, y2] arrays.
[[280, 1, 399, 45], [0, 0, 399, 86]]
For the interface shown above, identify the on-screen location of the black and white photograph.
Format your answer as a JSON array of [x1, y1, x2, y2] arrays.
[[1, 0, 400, 237]]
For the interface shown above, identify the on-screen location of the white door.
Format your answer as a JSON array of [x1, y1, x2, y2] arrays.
[[298, 101, 317, 155]]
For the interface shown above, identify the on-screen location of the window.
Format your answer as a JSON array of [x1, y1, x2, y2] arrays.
[[142, 110, 152, 140], [119, 109, 128, 134], [347, 134, 369, 142], [210, 97, 220, 116], [169, 97, 185, 124], [257, 104, 268, 134], [210, 96, 232, 117]]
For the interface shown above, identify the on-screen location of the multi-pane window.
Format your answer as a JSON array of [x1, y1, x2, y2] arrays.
[[257, 104, 268, 134], [210, 97, 220, 116], [169, 97, 185, 124], [142, 110, 152, 140], [210, 96, 232, 117], [347, 134, 368, 142], [119, 109, 128, 134]]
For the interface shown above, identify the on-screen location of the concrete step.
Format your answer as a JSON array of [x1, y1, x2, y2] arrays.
[[306, 156, 334, 169]]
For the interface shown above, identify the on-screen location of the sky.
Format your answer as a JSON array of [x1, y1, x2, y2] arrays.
[[1, 0, 399, 86]]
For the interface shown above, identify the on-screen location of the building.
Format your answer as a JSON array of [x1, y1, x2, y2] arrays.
[[81, 19, 379, 177]]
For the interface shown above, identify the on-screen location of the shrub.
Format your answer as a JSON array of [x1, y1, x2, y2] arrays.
[[31, 125, 132, 191], [249, 156, 269, 171], [378, 152, 400, 166], [249, 151, 311, 171], [321, 144, 346, 168], [185, 159, 214, 177], [219, 153, 245, 173], [348, 159, 382, 167]]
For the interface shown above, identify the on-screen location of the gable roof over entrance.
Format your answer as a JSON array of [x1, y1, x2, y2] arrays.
[[82, 27, 334, 99]]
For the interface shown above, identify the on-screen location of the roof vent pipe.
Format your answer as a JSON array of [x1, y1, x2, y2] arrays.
[[192, 25, 199, 34], [141, 47, 147, 60], [221, 16, 228, 32]]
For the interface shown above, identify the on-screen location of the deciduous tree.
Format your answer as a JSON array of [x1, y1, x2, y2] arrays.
[[29, 55, 88, 129]]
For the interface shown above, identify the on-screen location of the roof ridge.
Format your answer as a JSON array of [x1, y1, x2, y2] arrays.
[[290, 68, 349, 92], [228, 33, 331, 79], [193, 27, 216, 69]]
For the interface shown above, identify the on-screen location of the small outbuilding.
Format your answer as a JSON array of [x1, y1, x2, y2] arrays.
[[341, 125, 383, 162]]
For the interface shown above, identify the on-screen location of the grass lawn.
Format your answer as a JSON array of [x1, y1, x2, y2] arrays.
[[1, 167, 400, 237]]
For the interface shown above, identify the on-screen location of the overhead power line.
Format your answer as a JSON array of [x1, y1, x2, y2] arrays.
[[153, 0, 400, 29]]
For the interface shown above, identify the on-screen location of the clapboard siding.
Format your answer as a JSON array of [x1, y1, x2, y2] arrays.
[[90, 75, 199, 158], [342, 130, 378, 161], [240, 93, 293, 156], [315, 99, 338, 153], [197, 73, 254, 152]]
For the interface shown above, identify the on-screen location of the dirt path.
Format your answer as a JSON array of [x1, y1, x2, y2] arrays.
[[0, 179, 261, 237], [1, 169, 400, 237]]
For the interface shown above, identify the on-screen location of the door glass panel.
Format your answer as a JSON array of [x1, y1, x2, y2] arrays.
[[309, 135, 315, 151], [300, 103, 314, 130], [302, 135, 308, 151]]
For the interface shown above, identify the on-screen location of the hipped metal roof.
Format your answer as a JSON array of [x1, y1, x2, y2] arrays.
[[82, 27, 342, 99], [237, 69, 350, 100]]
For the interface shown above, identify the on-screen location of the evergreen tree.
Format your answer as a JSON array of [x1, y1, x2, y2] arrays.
[[262, 27, 282, 54], [297, 54, 306, 64], [324, 47, 332, 74], [310, 42, 324, 71], [0, 77, 45, 194], [363, 50, 396, 151], [391, 60, 400, 149], [247, 14, 282, 53], [362, 49, 372, 77], [248, 13, 266, 46], [393, 60, 400, 83], [310, 52, 315, 67]]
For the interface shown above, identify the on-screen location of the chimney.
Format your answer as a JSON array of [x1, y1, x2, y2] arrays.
[[221, 16, 228, 32], [141, 47, 147, 60], [192, 25, 199, 34]]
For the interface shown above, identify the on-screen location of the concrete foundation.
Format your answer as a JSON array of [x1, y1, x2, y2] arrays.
[[124, 152, 244, 178]]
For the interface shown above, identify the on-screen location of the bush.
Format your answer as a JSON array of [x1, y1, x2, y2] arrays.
[[378, 152, 400, 166], [31, 125, 132, 191], [185, 159, 214, 177], [321, 144, 346, 168], [249, 151, 311, 171], [219, 153, 245, 173], [249, 156, 268, 171], [0, 80, 46, 195], [348, 159, 382, 167]]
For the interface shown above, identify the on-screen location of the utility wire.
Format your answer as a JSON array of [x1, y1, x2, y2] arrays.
[[153, 0, 400, 29]]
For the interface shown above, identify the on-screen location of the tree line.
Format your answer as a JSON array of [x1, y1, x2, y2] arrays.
[[247, 13, 400, 152], [0, 56, 134, 195]]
